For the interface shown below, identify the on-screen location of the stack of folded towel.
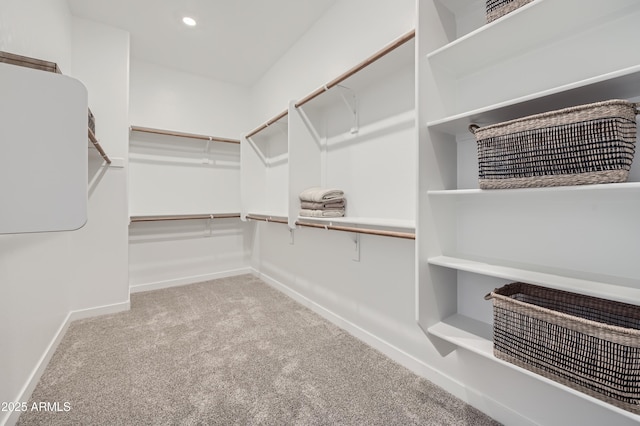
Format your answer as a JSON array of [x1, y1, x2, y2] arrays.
[[299, 187, 346, 218]]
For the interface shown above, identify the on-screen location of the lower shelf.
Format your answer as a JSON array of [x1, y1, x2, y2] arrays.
[[427, 314, 493, 356], [427, 314, 638, 418]]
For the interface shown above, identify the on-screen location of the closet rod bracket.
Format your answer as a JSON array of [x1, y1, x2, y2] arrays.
[[352, 232, 360, 262]]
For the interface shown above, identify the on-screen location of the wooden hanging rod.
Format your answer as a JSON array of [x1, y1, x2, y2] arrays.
[[246, 214, 289, 224], [88, 128, 112, 164], [295, 220, 415, 240], [294, 29, 415, 108], [130, 213, 241, 223], [245, 109, 289, 139], [130, 125, 240, 144]]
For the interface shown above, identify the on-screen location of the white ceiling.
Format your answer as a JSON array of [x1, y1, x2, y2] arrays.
[[67, 0, 338, 87]]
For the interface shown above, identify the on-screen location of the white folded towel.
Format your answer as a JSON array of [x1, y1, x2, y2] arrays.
[[299, 187, 344, 203], [300, 199, 346, 210], [299, 209, 345, 218]]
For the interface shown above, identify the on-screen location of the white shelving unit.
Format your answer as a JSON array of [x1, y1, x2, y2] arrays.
[[241, 110, 290, 223], [290, 31, 417, 233], [417, 0, 640, 418], [129, 126, 241, 218]]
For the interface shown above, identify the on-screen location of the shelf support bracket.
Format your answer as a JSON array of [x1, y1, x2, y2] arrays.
[[289, 228, 295, 245], [352, 232, 361, 262], [335, 84, 358, 134]]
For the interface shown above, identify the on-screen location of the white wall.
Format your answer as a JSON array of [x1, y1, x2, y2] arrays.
[[130, 59, 250, 138], [0, 5, 130, 426], [249, 0, 415, 125], [128, 60, 253, 292], [0, 0, 73, 73]]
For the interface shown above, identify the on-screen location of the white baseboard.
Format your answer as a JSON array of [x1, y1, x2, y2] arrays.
[[129, 268, 252, 293], [251, 268, 534, 426], [3, 300, 130, 426]]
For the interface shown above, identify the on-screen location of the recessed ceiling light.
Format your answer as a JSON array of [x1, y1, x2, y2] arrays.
[[182, 16, 197, 27]]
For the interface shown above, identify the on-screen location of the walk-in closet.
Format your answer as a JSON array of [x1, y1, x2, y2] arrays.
[[1, 1, 639, 425]]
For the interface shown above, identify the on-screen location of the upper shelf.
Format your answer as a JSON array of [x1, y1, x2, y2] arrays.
[[130, 125, 240, 144], [426, 65, 640, 135], [295, 29, 415, 110], [426, 0, 637, 77], [427, 181, 640, 197]]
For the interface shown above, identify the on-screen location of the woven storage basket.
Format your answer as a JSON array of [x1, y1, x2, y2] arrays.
[[485, 282, 640, 414], [470, 99, 638, 189], [486, 0, 534, 22]]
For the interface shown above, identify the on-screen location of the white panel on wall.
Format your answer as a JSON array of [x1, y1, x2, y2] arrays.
[[0, 63, 87, 234]]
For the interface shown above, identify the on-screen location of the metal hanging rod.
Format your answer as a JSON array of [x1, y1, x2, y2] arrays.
[[88, 128, 112, 164], [246, 213, 289, 224], [295, 220, 415, 240], [130, 125, 240, 145], [130, 213, 241, 223], [245, 109, 289, 139], [294, 29, 415, 108]]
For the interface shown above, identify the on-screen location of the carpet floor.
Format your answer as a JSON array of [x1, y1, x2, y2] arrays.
[[17, 274, 500, 425]]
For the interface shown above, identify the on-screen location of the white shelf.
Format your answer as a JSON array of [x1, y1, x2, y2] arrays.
[[295, 216, 415, 232], [427, 182, 640, 197], [428, 256, 640, 305], [427, 314, 493, 355], [426, 66, 640, 135], [428, 314, 640, 419], [427, 0, 636, 77]]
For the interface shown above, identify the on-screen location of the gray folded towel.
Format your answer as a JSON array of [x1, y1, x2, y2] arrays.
[[299, 209, 345, 218], [300, 199, 346, 210], [299, 187, 344, 202]]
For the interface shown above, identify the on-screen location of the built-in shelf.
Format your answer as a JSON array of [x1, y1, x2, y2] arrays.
[[428, 256, 640, 304], [427, 181, 640, 197], [427, 0, 632, 77], [427, 314, 493, 355], [130, 125, 240, 144], [426, 66, 640, 135], [130, 213, 240, 223], [427, 314, 639, 419]]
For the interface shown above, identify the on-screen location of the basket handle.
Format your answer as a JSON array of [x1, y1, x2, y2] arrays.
[[468, 123, 480, 134], [484, 292, 494, 301]]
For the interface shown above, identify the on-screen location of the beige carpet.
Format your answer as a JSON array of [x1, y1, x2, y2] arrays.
[[17, 274, 500, 425]]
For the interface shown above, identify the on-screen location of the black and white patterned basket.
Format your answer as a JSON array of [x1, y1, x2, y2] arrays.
[[486, 0, 534, 22], [469, 99, 638, 189], [485, 283, 640, 414]]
